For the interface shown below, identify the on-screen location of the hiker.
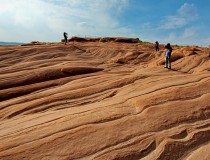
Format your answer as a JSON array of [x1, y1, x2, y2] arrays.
[[63, 32, 68, 45], [155, 41, 159, 51], [209, 45, 210, 58], [164, 43, 172, 69]]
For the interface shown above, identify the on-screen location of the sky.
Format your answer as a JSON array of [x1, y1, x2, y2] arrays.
[[0, 0, 210, 46]]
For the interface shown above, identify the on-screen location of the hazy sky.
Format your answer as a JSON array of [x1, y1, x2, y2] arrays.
[[0, 0, 210, 46]]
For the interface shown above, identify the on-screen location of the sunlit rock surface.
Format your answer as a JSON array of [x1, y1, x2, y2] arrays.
[[0, 41, 210, 160]]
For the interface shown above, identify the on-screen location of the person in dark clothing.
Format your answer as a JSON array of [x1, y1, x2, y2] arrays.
[[164, 43, 172, 69], [155, 41, 159, 51], [209, 45, 210, 58], [63, 32, 68, 45]]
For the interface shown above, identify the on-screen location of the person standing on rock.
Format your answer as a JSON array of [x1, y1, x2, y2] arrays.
[[63, 32, 68, 45], [164, 43, 172, 69], [155, 41, 159, 51], [209, 45, 210, 58]]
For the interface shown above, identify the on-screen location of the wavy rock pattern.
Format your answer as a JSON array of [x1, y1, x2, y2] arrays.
[[0, 42, 210, 160]]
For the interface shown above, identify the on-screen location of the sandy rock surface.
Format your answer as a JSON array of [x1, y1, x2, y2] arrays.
[[0, 42, 210, 160]]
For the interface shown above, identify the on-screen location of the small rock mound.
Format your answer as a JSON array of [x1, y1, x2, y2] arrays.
[[21, 41, 49, 46], [180, 47, 199, 56], [99, 37, 116, 42], [114, 37, 141, 43], [61, 37, 142, 43]]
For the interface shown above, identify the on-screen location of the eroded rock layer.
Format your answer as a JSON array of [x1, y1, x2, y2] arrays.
[[0, 42, 210, 160]]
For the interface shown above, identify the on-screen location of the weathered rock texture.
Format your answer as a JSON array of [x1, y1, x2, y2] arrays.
[[0, 42, 210, 160]]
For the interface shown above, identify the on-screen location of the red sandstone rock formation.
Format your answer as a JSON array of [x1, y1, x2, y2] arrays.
[[0, 41, 210, 160]]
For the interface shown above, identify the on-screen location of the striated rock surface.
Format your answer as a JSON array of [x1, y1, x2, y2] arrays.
[[0, 42, 210, 160]]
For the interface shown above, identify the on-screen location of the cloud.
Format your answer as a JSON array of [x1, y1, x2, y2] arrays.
[[77, 22, 95, 29], [163, 27, 200, 46], [141, 22, 153, 29], [178, 3, 198, 18], [182, 27, 198, 39], [161, 16, 187, 29], [168, 33, 177, 41], [0, 0, 130, 42], [160, 3, 198, 29], [0, 1, 15, 12]]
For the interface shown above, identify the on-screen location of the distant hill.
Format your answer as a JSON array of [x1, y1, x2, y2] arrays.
[[0, 41, 25, 45]]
